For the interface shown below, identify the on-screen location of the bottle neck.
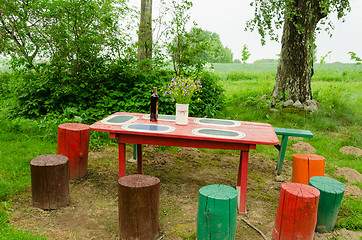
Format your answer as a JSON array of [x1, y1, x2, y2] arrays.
[[153, 87, 157, 95]]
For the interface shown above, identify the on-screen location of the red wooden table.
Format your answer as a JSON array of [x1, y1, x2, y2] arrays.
[[90, 112, 279, 213]]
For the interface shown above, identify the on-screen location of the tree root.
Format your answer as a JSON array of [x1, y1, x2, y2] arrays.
[[240, 217, 268, 240]]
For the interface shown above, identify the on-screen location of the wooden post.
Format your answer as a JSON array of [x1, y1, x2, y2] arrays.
[[292, 154, 325, 185], [118, 174, 160, 240], [197, 184, 238, 240], [237, 150, 249, 213], [137, 144, 143, 174], [31, 154, 70, 210], [309, 176, 345, 233], [273, 183, 320, 240], [276, 135, 288, 175], [57, 123, 90, 180]]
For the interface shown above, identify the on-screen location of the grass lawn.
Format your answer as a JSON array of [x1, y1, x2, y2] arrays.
[[0, 63, 361, 239]]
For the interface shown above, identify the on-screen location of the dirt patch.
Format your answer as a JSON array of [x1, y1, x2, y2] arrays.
[[176, 147, 202, 160], [290, 141, 316, 153], [314, 229, 362, 240], [148, 151, 177, 168], [339, 146, 362, 157], [9, 146, 362, 239], [345, 185, 362, 197], [335, 167, 362, 183]]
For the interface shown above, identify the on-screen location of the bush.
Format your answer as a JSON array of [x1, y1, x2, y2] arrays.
[[190, 71, 226, 118], [10, 58, 225, 123], [159, 71, 226, 118], [11, 58, 168, 123], [0, 72, 15, 99]]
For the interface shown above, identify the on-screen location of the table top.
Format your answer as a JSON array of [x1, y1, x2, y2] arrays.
[[90, 112, 279, 146]]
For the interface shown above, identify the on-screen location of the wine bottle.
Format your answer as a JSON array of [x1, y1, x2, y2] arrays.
[[150, 87, 159, 121]]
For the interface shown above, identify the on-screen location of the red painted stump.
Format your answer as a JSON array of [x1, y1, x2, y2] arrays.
[[292, 154, 325, 185], [57, 123, 90, 180], [118, 174, 160, 240], [31, 154, 70, 210], [273, 183, 320, 240]]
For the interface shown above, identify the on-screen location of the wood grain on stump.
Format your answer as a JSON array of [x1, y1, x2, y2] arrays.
[[31, 154, 70, 210], [57, 123, 90, 180], [273, 183, 320, 240], [309, 176, 345, 233], [292, 154, 325, 184], [197, 184, 238, 240], [118, 174, 160, 240]]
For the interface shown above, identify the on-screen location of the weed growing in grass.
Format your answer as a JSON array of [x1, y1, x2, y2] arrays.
[[0, 202, 47, 239]]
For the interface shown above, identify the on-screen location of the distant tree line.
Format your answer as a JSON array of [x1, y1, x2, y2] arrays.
[[198, 30, 233, 64]]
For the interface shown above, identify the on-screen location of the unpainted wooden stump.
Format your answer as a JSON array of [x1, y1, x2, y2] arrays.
[[273, 183, 320, 240], [31, 154, 70, 210], [118, 174, 160, 240], [57, 123, 90, 180]]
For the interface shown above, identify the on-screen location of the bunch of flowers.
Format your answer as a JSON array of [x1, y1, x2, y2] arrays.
[[163, 76, 202, 104]]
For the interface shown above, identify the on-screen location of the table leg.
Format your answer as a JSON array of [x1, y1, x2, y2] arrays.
[[118, 143, 126, 178], [137, 144, 143, 174], [276, 136, 288, 175], [237, 150, 249, 214], [133, 144, 137, 160]]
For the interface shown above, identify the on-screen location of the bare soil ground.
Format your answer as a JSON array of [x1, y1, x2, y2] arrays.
[[9, 144, 362, 239]]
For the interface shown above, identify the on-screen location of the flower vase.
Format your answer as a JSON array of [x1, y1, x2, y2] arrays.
[[175, 103, 189, 125]]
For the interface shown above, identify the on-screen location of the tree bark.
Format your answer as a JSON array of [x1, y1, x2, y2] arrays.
[[118, 174, 160, 240], [138, 0, 153, 66], [272, 0, 326, 104], [31, 154, 70, 210]]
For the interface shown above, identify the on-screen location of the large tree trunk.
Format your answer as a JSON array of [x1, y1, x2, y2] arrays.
[[138, 0, 153, 64], [272, 0, 326, 104]]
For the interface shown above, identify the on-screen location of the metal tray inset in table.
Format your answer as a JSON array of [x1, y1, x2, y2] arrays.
[[101, 115, 138, 125], [194, 118, 240, 127], [122, 123, 175, 133], [142, 114, 176, 121], [192, 128, 245, 139]]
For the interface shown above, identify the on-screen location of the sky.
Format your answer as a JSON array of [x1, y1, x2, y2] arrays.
[[130, 0, 362, 63]]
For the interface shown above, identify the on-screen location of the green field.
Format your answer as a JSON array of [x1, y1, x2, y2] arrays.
[[0, 63, 361, 238], [214, 62, 362, 72]]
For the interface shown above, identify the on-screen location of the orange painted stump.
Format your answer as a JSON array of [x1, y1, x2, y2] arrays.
[[57, 123, 90, 180], [273, 183, 320, 240], [31, 154, 70, 210], [292, 154, 325, 185]]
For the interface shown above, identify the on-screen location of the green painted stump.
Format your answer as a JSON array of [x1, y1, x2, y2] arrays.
[[309, 176, 345, 233], [197, 184, 238, 240]]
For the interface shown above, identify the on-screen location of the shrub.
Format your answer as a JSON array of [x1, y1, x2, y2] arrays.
[[160, 71, 226, 118], [10, 59, 225, 123]]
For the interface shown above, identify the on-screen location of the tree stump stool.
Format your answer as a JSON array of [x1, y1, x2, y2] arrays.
[[118, 174, 160, 240], [57, 123, 90, 180], [292, 154, 325, 184], [309, 176, 345, 233], [273, 183, 320, 240], [31, 154, 70, 210], [197, 184, 238, 240]]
